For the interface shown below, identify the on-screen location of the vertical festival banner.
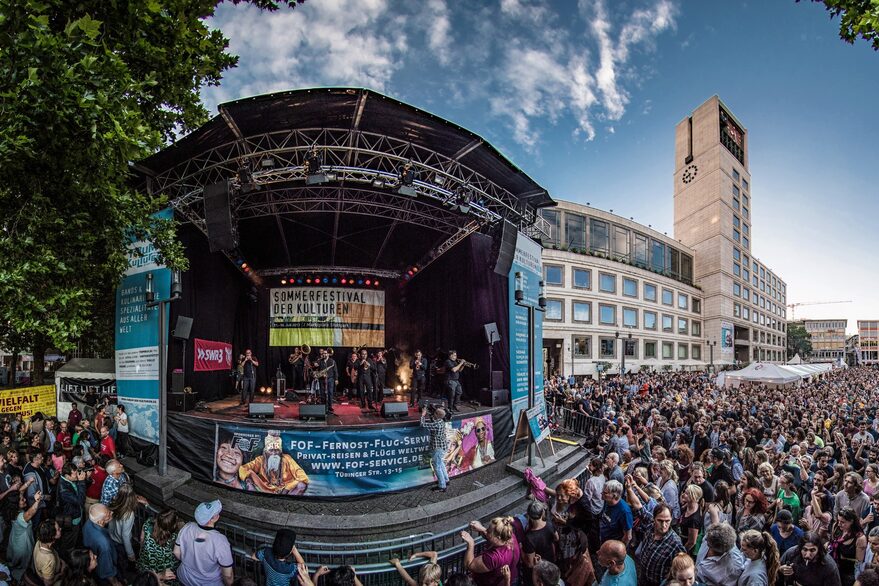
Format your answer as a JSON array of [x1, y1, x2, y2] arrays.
[[508, 232, 544, 426], [114, 209, 172, 444], [721, 321, 734, 358]]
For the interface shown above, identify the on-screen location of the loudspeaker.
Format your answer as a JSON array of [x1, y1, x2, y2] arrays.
[[171, 371, 184, 395], [204, 180, 237, 252], [248, 402, 274, 419], [172, 316, 193, 340], [479, 388, 509, 407], [284, 390, 298, 402], [169, 392, 197, 412], [492, 219, 518, 276], [381, 401, 409, 418], [484, 322, 500, 344], [299, 404, 326, 420], [492, 370, 503, 390]]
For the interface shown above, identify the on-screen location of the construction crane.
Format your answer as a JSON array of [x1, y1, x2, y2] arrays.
[[786, 300, 852, 321]]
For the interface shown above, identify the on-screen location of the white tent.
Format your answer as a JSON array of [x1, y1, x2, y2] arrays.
[[722, 362, 803, 387], [54, 358, 116, 421], [787, 354, 803, 365]]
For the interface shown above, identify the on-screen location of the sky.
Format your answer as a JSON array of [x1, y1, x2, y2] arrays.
[[202, 0, 879, 334]]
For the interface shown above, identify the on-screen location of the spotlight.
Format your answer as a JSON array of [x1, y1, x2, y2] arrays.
[[397, 162, 418, 196], [357, 279, 364, 285], [260, 157, 275, 169], [306, 278, 312, 284], [332, 277, 338, 284], [281, 279, 287, 285], [396, 385, 402, 392], [412, 267, 418, 273], [297, 278, 303, 284], [322, 278, 328, 284], [454, 186, 473, 214], [304, 147, 327, 185], [365, 279, 371, 286], [374, 280, 380, 287], [372, 178, 386, 189], [403, 384, 409, 391], [433, 173, 446, 187], [241, 263, 248, 270], [237, 162, 259, 193], [408, 270, 414, 276], [341, 278, 347, 284]]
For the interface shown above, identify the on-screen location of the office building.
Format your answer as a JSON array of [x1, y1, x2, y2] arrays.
[[803, 319, 847, 362]]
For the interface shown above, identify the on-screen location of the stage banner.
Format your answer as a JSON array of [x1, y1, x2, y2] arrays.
[[508, 233, 544, 425], [0, 385, 56, 418], [194, 339, 233, 372], [114, 209, 172, 444], [268, 287, 385, 348], [58, 377, 117, 405], [721, 321, 734, 357], [212, 414, 496, 497]]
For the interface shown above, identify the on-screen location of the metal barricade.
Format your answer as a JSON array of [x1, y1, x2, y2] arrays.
[[556, 407, 609, 439]]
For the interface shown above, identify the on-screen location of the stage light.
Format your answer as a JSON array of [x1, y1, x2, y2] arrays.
[[306, 278, 312, 284], [297, 278, 303, 284], [281, 279, 287, 285], [322, 278, 329, 284], [374, 280, 380, 287], [332, 277, 338, 284], [357, 279, 364, 285], [341, 278, 347, 284], [412, 267, 418, 273], [396, 385, 402, 392], [407, 270, 414, 276], [403, 384, 409, 391], [261, 156, 275, 169], [241, 263, 248, 270], [397, 162, 418, 196], [365, 279, 371, 286]]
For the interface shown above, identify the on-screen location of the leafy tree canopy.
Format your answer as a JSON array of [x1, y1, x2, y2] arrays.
[[0, 0, 303, 354], [801, 0, 879, 50]]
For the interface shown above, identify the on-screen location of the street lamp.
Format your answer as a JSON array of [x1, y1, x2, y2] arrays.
[[705, 339, 717, 372], [514, 272, 546, 466], [615, 330, 633, 375], [145, 269, 182, 477]]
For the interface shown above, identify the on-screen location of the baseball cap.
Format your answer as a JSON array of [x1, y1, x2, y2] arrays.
[[195, 500, 222, 525], [776, 509, 793, 523]]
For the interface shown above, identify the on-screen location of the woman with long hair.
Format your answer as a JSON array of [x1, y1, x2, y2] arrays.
[[659, 459, 681, 522], [737, 488, 769, 533], [738, 529, 780, 586], [666, 551, 704, 586], [865, 463, 879, 498], [679, 484, 704, 554], [60, 548, 98, 586], [706, 480, 734, 528], [108, 483, 140, 568], [137, 509, 183, 580], [829, 507, 867, 586], [461, 517, 521, 586]]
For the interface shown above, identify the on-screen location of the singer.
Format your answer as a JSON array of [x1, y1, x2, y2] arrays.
[[239, 349, 260, 405]]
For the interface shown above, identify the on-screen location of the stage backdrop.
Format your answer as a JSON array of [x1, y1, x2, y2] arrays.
[[115, 209, 172, 444], [268, 288, 385, 348], [169, 406, 513, 499], [508, 232, 544, 425]]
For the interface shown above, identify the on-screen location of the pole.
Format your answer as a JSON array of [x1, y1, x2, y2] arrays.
[[710, 343, 714, 372], [570, 337, 574, 379], [158, 301, 168, 476], [621, 338, 626, 375], [527, 306, 534, 467]]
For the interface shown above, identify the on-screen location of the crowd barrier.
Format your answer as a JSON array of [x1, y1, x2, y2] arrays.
[[554, 406, 609, 439]]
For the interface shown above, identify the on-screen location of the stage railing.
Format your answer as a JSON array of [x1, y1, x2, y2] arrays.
[[555, 407, 609, 440]]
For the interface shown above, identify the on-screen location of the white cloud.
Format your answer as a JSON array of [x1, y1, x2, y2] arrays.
[[425, 0, 453, 65]]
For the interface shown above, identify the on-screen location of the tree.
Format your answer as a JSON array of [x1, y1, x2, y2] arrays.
[[0, 0, 304, 367], [800, 0, 879, 50], [787, 322, 813, 360]]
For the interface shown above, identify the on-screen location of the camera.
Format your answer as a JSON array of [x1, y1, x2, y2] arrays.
[[422, 400, 450, 420]]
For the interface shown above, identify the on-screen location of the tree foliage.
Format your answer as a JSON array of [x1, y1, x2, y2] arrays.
[[0, 0, 303, 355], [786, 322, 813, 360], [801, 0, 879, 50]]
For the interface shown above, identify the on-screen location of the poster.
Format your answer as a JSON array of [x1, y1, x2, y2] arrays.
[[268, 288, 385, 348], [526, 402, 550, 443], [0, 385, 56, 418], [194, 339, 233, 372], [508, 233, 544, 425], [114, 209, 172, 444], [58, 377, 117, 405], [721, 321, 734, 357], [212, 414, 495, 497]]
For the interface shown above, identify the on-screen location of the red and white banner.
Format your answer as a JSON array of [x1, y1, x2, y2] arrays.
[[193, 339, 233, 372]]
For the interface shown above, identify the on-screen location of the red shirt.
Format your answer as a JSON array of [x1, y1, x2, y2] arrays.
[[99, 435, 116, 458], [86, 466, 108, 500], [56, 431, 72, 453]]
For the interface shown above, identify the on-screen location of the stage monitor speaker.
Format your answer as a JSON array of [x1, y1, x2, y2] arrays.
[[169, 392, 197, 412], [284, 390, 298, 402], [248, 402, 274, 419], [492, 370, 503, 390], [171, 371, 184, 395], [492, 219, 518, 276], [480, 388, 509, 407], [204, 180, 237, 253], [299, 404, 326, 420], [381, 401, 409, 418], [172, 316, 193, 340], [484, 322, 500, 344]]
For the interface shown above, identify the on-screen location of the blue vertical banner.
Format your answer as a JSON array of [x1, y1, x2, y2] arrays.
[[114, 209, 172, 444], [508, 233, 544, 426]]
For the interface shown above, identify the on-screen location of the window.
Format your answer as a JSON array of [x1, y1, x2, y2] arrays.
[[573, 268, 591, 289], [572, 335, 591, 358], [623, 277, 638, 297], [733, 169, 740, 182], [733, 197, 740, 211], [633, 233, 649, 267], [613, 226, 630, 259], [662, 314, 673, 332], [662, 341, 674, 360], [743, 268, 750, 282], [599, 304, 616, 325], [599, 337, 616, 359], [662, 288, 674, 306], [692, 344, 702, 360], [645, 341, 657, 359], [623, 307, 638, 328], [734, 303, 741, 318], [573, 301, 591, 323], [742, 178, 749, 191], [733, 248, 741, 261], [544, 265, 563, 285], [540, 209, 560, 246], [692, 298, 701, 314], [760, 267, 766, 279], [651, 240, 665, 272], [546, 299, 563, 321], [733, 215, 740, 229], [692, 321, 701, 336], [733, 263, 741, 277], [743, 223, 749, 235], [644, 283, 657, 302], [678, 293, 689, 310], [743, 194, 749, 207], [753, 274, 758, 286], [565, 213, 586, 249], [742, 236, 749, 249], [733, 229, 740, 242], [681, 254, 693, 283], [734, 282, 741, 297], [743, 288, 750, 301], [733, 185, 740, 197], [644, 311, 657, 330], [743, 307, 750, 320], [742, 206, 749, 219], [678, 344, 688, 360], [624, 338, 637, 358], [678, 317, 688, 335], [599, 273, 616, 293], [590, 218, 609, 252]]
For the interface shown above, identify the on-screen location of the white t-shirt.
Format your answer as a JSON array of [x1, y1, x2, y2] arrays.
[[115, 412, 129, 433]]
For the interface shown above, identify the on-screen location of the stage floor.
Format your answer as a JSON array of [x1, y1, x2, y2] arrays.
[[185, 392, 485, 427]]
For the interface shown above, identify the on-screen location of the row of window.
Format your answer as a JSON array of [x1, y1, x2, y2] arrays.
[[752, 329, 784, 347], [543, 266, 701, 313], [732, 302, 785, 333], [572, 335, 703, 360], [732, 247, 786, 302], [545, 299, 702, 335]]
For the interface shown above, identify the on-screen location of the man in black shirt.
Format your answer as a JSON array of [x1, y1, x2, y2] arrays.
[[356, 349, 376, 410], [445, 350, 465, 413], [373, 351, 388, 404], [239, 349, 259, 405], [522, 501, 558, 578], [410, 350, 428, 407], [316, 348, 338, 414]]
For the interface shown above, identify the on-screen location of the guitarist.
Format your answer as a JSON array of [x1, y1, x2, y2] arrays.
[[315, 348, 339, 414]]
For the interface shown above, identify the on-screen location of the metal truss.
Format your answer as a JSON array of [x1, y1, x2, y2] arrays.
[[257, 266, 400, 279]]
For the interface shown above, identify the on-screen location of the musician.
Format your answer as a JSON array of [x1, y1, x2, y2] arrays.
[[345, 351, 358, 396], [410, 350, 428, 407], [356, 348, 376, 410], [373, 350, 388, 403], [239, 349, 259, 405], [288, 348, 305, 390], [316, 348, 338, 414], [445, 349, 465, 413]]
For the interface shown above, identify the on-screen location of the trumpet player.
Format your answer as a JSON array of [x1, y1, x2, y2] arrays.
[[445, 349, 465, 413], [288, 347, 304, 390], [357, 348, 376, 411], [316, 348, 338, 414]]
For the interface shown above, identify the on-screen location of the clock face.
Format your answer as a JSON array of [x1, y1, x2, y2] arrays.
[[682, 164, 699, 184]]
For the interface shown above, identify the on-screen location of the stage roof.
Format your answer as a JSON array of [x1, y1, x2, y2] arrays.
[[134, 87, 555, 276]]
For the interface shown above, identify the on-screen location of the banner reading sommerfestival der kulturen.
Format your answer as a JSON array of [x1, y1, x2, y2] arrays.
[[114, 209, 172, 444], [268, 287, 384, 348]]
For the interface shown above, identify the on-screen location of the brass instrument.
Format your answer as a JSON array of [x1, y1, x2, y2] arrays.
[[301, 344, 311, 355], [458, 359, 479, 370]]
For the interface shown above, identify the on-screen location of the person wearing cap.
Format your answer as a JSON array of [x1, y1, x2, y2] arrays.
[[521, 501, 558, 576], [770, 508, 804, 554], [174, 500, 234, 586]]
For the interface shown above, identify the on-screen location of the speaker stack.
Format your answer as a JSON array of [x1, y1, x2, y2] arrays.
[[247, 403, 274, 419]]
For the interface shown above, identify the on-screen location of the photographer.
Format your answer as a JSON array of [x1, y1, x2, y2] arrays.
[[421, 406, 449, 493], [58, 462, 90, 552]]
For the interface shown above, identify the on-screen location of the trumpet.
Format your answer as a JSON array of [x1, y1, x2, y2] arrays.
[[458, 359, 479, 370]]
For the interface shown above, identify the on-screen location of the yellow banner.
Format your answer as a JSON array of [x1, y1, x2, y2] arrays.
[[0, 384, 57, 418]]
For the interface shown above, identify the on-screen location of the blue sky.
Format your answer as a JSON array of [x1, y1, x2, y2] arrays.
[[203, 0, 879, 333]]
